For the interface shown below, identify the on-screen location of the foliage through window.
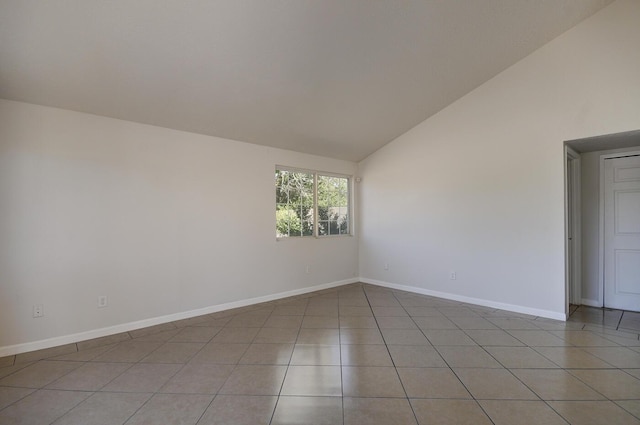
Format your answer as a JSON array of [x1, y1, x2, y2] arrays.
[[276, 168, 350, 238]]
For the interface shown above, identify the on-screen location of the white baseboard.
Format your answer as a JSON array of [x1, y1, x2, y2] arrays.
[[0, 278, 358, 357], [580, 298, 602, 308], [360, 277, 566, 321]]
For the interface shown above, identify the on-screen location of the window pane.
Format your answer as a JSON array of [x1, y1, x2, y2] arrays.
[[276, 169, 314, 237], [317, 174, 349, 236]]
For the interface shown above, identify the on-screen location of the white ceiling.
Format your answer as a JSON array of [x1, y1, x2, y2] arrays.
[[0, 0, 613, 161]]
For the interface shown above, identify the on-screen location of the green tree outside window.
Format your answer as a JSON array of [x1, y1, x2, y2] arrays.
[[276, 168, 350, 238]]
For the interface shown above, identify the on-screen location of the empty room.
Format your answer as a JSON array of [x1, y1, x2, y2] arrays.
[[1, 0, 640, 424]]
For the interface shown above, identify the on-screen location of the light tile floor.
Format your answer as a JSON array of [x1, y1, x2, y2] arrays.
[[1, 283, 640, 424]]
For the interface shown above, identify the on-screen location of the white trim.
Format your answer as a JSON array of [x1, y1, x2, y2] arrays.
[[0, 278, 358, 357], [565, 146, 582, 308], [598, 150, 640, 308], [275, 165, 352, 181], [360, 277, 566, 321]]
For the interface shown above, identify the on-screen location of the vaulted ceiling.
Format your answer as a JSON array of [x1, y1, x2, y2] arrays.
[[0, 0, 613, 161]]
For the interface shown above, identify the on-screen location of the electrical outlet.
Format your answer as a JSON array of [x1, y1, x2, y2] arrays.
[[384, 263, 389, 270], [305, 265, 311, 274], [450, 271, 457, 280], [33, 304, 44, 318], [98, 295, 108, 308]]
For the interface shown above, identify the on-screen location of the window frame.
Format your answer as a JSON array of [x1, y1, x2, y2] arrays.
[[275, 166, 353, 240]]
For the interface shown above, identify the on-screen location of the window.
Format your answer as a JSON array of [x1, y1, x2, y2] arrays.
[[275, 167, 351, 238]]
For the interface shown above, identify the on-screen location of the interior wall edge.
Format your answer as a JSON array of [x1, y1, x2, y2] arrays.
[[360, 277, 567, 321]]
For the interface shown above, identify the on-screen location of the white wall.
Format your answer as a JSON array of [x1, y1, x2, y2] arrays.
[[0, 99, 358, 353], [580, 145, 640, 305], [358, 0, 640, 319], [3, 0, 639, 356]]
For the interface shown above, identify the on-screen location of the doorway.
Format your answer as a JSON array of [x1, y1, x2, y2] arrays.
[[565, 147, 581, 311], [564, 130, 640, 315]]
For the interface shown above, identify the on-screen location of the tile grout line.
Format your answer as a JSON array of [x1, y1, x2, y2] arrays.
[[4, 283, 640, 424], [388, 286, 500, 424], [339, 303, 345, 425], [267, 297, 308, 425], [362, 285, 422, 425]]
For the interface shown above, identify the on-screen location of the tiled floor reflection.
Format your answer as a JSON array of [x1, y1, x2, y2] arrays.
[[2, 283, 640, 424], [568, 305, 640, 333]]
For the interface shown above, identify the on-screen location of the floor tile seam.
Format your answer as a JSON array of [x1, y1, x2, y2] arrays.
[[127, 322, 179, 341], [563, 368, 639, 401], [388, 290, 468, 349], [509, 367, 615, 402], [44, 361, 136, 394], [95, 339, 165, 364], [616, 328, 640, 339], [263, 310, 308, 424], [191, 393, 218, 425], [539, 399, 573, 425], [144, 341, 214, 364], [343, 394, 411, 399], [101, 357, 180, 392], [288, 312, 307, 352], [416, 395, 542, 401], [260, 389, 279, 425], [11, 343, 81, 366], [620, 318, 640, 329], [615, 310, 625, 331], [470, 341, 527, 369], [621, 368, 640, 381], [612, 400, 640, 422], [467, 357, 548, 403], [503, 329, 565, 347], [548, 330, 626, 348], [6, 359, 88, 393], [454, 341, 520, 371], [563, 366, 627, 371], [339, 323, 345, 425], [532, 345, 623, 369], [0, 356, 16, 368], [539, 396, 616, 401], [139, 389, 221, 396], [127, 342, 190, 365], [0, 387, 38, 414], [0, 361, 40, 384], [363, 288, 428, 425], [0, 290, 602, 363], [440, 366, 484, 402], [597, 328, 640, 341], [29, 388, 95, 425], [7, 386, 98, 395], [272, 394, 346, 399], [459, 329, 517, 347], [473, 398, 500, 425], [178, 363, 238, 401], [108, 390, 155, 425], [148, 352, 213, 394], [583, 344, 640, 360]]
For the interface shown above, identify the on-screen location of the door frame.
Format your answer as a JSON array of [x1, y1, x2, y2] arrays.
[[599, 150, 640, 307], [565, 146, 581, 315]]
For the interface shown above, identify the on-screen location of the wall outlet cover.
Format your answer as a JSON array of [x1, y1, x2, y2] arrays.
[[98, 296, 108, 308]]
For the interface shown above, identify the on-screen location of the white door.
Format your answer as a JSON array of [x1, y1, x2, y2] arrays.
[[604, 155, 640, 311]]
